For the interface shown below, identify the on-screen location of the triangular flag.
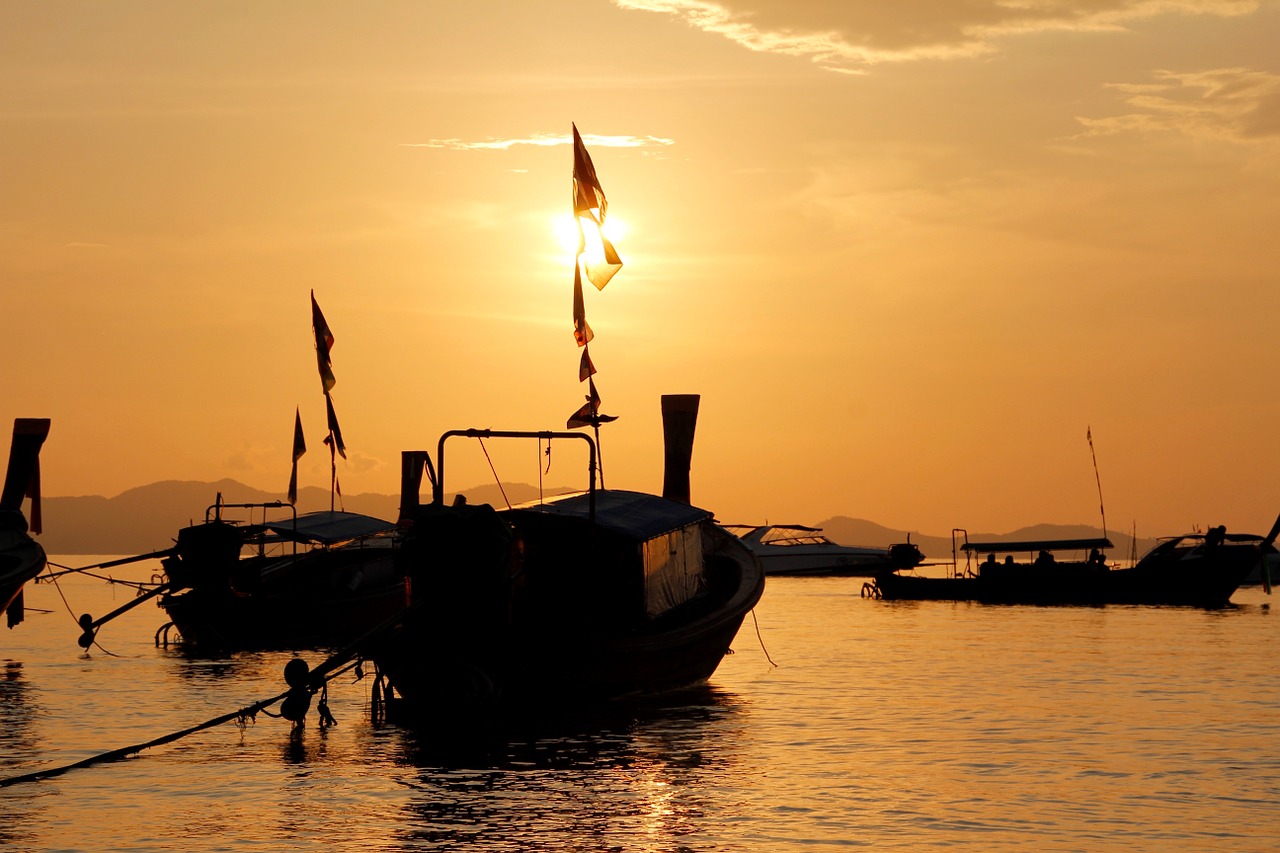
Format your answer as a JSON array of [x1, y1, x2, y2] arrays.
[[578, 346, 596, 382], [324, 392, 347, 459], [288, 407, 306, 505], [311, 290, 336, 394], [572, 265, 593, 347], [572, 123, 607, 223]]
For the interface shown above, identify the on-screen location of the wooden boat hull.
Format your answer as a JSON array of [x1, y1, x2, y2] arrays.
[[1, 521, 46, 622], [368, 505, 765, 725], [158, 531, 408, 651], [873, 545, 1261, 608]]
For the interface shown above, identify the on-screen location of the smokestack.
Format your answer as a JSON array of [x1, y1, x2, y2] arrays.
[[661, 394, 699, 504]]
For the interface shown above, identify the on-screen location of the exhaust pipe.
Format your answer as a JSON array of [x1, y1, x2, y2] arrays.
[[661, 394, 699, 504]]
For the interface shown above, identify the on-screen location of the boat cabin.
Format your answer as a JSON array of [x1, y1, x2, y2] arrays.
[[503, 489, 711, 626]]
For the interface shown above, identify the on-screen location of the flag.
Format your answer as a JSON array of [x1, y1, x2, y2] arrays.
[[287, 407, 306, 505], [572, 265, 593, 346], [567, 377, 618, 429], [324, 392, 347, 459], [571, 124, 622, 289], [572, 123, 607, 222], [578, 346, 596, 382], [311, 290, 336, 394]]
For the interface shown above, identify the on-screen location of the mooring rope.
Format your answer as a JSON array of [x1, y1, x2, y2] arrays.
[[0, 688, 292, 788], [0, 654, 367, 789]]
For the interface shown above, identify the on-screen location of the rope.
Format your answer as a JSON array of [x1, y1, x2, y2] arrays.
[[0, 689, 290, 787], [477, 437, 511, 509], [750, 609, 778, 668], [43, 571, 124, 658], [0, 657, 365, 789]]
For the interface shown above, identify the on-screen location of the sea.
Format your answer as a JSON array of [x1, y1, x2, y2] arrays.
[[2, 559, 1278, 852]]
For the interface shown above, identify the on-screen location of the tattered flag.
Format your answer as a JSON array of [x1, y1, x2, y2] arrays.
[[311, 290, 337, 394], [578, 346, 596, 382], [572, 264, 594, 346], [571, 125, 622, 290], [566, 377, 617, 429], [324, 392, 347, 459]]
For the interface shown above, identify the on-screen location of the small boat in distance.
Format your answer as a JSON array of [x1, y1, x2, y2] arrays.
[[364, 397, 766, 727], [1, 418, 50, 630], [721, 524, 924, 577], [869, 522, 1277, 608]]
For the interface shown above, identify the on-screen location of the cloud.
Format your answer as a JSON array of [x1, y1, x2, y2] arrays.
[[1076, 67, 1280, 142], [612, 0, 1259, 70], [401, 132, 676, 151]]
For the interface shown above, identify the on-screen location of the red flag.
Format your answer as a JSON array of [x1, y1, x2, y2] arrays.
[[311, 290, 336, 394], [324, 392, 347, 459], [288, 407, 306, 505]]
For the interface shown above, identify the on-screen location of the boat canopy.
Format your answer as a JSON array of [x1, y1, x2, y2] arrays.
[[962, 537, 1114, 554], [508, 489, 712, 540], [261, 511, 396, 545]]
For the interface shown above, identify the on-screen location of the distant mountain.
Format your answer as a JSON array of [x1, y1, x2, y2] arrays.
[[34, 481, 1161, 560], [815, 516, 1158, 562], [37, 480, 571, 555]]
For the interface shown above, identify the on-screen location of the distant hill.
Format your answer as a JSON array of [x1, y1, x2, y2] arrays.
[[33, 481, 1160, 560], [815, 516, 1158, 562], [37, 480, 571, 555]]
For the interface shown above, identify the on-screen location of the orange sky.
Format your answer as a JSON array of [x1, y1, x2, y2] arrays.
[[3, 1, 1279, 540]]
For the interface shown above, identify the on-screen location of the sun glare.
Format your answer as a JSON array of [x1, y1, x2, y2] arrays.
[[551, 213, 629, 258]]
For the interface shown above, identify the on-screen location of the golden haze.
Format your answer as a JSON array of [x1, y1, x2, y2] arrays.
[[3, 1, 1279, 540]]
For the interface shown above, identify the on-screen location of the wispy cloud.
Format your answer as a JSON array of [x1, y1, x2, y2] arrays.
[[401, 132, 676, 151], [1076, 67, 1280, 142], [613, 1, 1259, 71]]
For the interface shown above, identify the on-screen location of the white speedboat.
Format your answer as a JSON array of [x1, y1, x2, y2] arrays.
[[720, 524, 923, 577]]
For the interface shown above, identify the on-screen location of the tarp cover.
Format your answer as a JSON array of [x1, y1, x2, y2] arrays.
[[262, 511, 396, 545], [509, 489, 712, 540]]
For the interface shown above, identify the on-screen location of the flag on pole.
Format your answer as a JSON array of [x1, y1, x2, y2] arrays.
[[311, 290, 336, 394], [567, 377, 617, 429], [287, 407, 306, 505], [578, 347, 596, 382], [571, 124, 622, 290], [324, 392, 347, 459], [572, 265, 593, 346]]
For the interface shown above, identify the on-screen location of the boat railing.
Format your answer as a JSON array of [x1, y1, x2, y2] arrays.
[[205, 497, 299, 558], [950, 529, 973, 579], [432, 429, 598, 522]]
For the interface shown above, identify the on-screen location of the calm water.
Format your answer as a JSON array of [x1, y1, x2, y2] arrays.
[[2, 559, 1278, 852]]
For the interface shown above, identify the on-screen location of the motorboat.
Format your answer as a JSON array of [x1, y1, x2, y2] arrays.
[[869, 522, 1276, 608], [721, 523, 923, 576]]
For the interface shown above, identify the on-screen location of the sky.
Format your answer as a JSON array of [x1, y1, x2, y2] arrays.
[[3, 0, 1279, 540]]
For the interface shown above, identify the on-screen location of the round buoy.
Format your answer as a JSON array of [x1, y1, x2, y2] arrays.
[[283, 657, 310, 690]]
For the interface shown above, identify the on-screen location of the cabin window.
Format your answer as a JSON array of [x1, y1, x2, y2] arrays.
[[642, 524, 705, 618]]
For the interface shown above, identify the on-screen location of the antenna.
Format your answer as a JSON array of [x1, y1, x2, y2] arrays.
[[1087, 426, 1107, 542]]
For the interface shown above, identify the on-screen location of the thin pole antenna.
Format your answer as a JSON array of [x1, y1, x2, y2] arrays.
[[1087, 426, 1107, 542]]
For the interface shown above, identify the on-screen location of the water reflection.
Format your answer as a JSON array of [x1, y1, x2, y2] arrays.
[[391, 686, 750, 851]]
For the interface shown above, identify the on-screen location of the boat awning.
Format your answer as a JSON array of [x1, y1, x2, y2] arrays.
[[261, 511, 397, 545], [506, 489, 712, 541], [963, 537, 1114, 554]]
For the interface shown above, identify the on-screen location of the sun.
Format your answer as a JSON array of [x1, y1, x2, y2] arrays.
[[551, 213, 629, 257]]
